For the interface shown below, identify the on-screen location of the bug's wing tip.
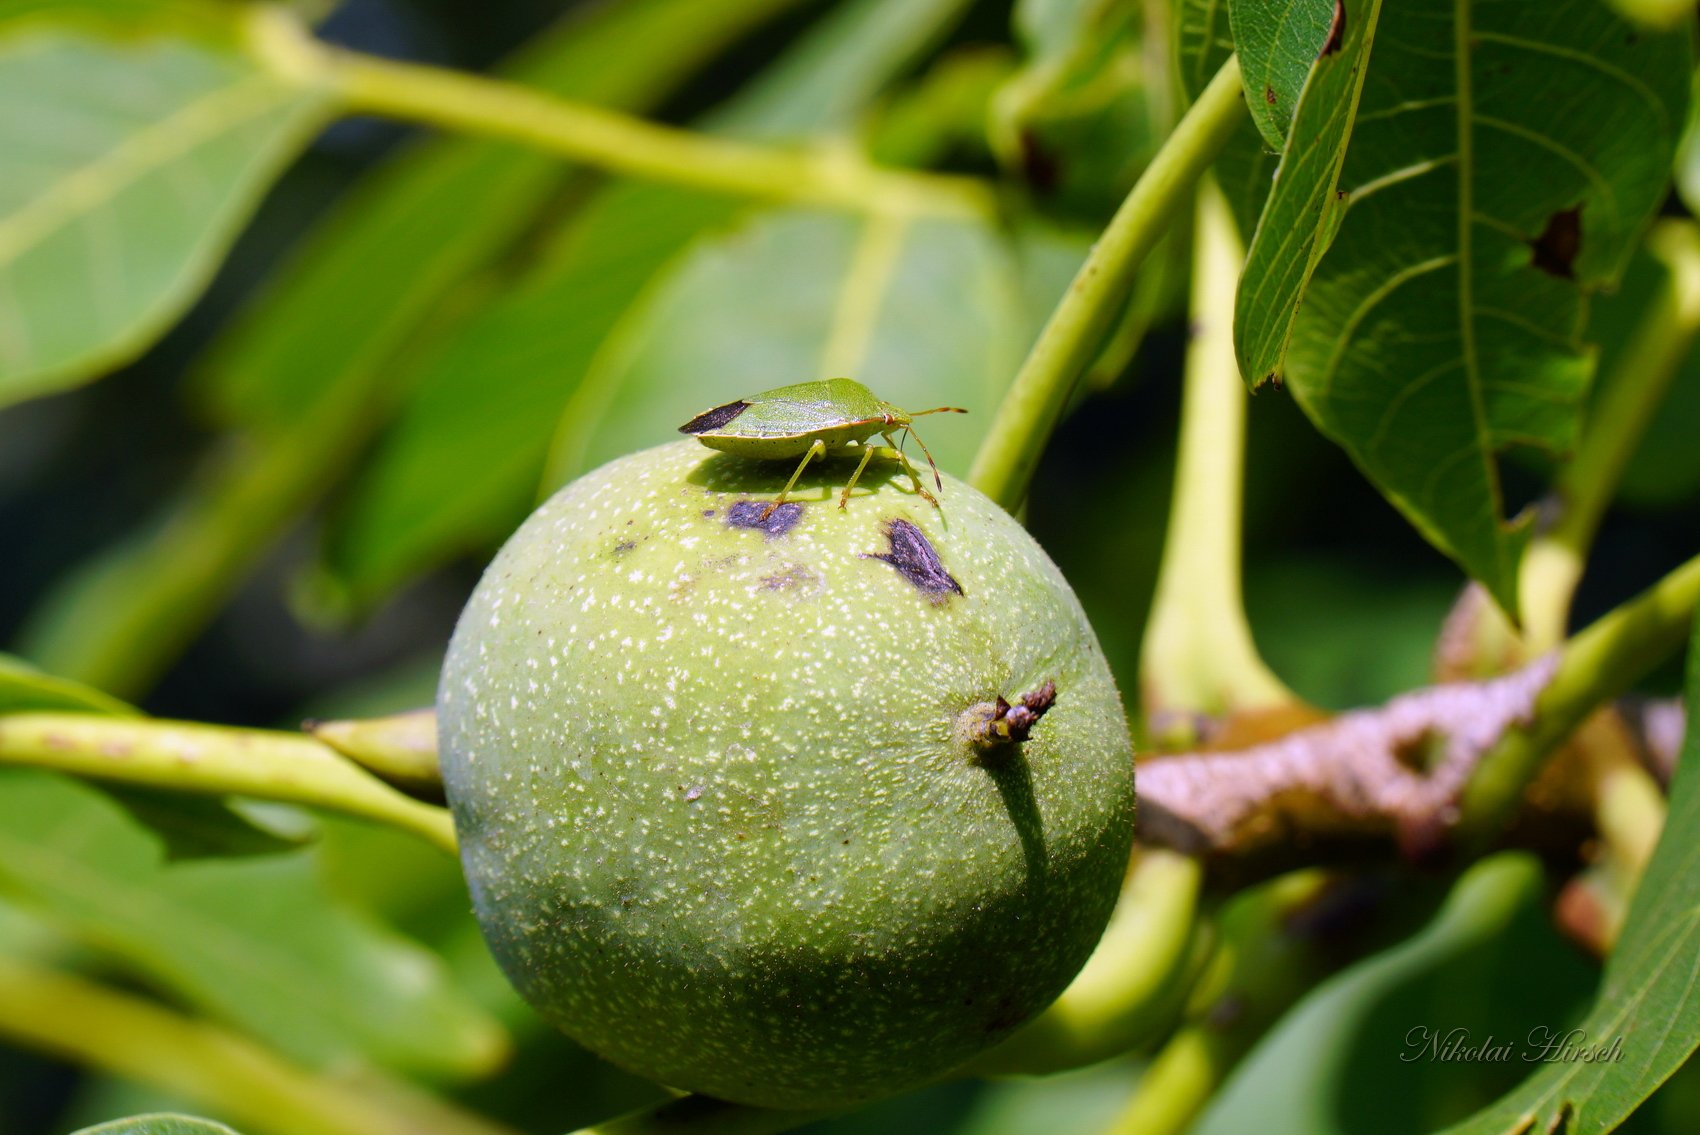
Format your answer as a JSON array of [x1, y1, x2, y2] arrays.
[[681, 401, 751, 435]]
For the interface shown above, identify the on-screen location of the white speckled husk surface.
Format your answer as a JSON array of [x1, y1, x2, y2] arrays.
[[440, 440, 1135, 1108]]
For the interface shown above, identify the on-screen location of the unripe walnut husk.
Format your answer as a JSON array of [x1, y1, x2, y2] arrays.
[[440, 439, 1135, 1108]]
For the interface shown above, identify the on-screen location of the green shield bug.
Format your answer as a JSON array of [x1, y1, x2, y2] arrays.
[[679, 377, 966, 517]]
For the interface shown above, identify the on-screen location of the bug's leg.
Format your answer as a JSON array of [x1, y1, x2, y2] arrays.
[[761, 439, 827, 520], [839, 442, 880, 508], [881, 432, 940, 509]]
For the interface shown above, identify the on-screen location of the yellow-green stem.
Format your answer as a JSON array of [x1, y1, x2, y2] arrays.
[[304, 41, 991, 221], [1141, 181, 1292, 718], [967, 55, 1247, 510], [0, 953, 510, 1135], [0, 713, 457, 855], [1520, 219, 1700, 650], [1464, 552, 1700, 835]]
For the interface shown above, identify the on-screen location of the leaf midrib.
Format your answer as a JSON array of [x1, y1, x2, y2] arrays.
[[0, 816, 423, 1063], [0, 47, 304, 271], [1450, 0, 1510, 596]]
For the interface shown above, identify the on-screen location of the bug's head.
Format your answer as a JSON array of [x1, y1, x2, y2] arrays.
[[900, 413, 964, 492]]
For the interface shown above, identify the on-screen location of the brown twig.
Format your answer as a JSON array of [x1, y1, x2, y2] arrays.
[[1136, 656, 1561, 878]]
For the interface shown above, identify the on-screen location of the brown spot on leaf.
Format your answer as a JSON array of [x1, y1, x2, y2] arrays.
[[726, 500, 802, 539], [863, 518, 962, 601], [1019, 129, 1061, 196], [1264, 85, 1278, 105], [1321, 0, 1346, 56], [680, 400, 750, 434], [1529, 206, 1583, 279]]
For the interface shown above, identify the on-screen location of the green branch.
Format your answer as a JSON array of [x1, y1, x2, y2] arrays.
[[245, 10, 991, 221], [967, 55, 1247, 511], [1101, 870, 1335, 1135], [1520, 220, 1700, 650], [1141, 181, 1293, 722], [0, 713, 457, 855], [1464, 551, 1700, 836], [0, 952, 510, 1135]]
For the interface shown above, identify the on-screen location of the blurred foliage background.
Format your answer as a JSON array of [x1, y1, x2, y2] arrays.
[[2, 0, 1699, 1132]]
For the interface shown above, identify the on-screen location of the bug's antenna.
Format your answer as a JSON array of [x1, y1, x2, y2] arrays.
[[905, 424, 946, 491], [909, 406, 968, 418]]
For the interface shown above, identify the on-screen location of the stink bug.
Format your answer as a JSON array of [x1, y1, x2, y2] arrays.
[[679, 378, 967, 517]]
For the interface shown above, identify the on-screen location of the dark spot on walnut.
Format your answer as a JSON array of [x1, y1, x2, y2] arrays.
[[726, 500, 802, 539], [760, 563, 819, 593], [863, 519, 962, 601]]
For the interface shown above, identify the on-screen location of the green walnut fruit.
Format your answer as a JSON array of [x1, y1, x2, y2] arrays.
[[439, 439, 1134, 1109]]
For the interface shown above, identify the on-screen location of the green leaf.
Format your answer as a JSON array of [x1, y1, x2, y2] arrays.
[[315, 0, 980, 613], [544, 207, 1032, 489], [73, 1114, 241, 1135], [703, 0, 972, 142], [0, 651, 133, 714], [0, 20, 331, 406], [99, 787, 305, 860], [1190, 855, 1561, 1135], [1254, 2, 1690, 611], [198, 0, 802, 431], [1174, 0, 1234, 98], [19, 0, 806, 697], [1229, 0, 1339, 151], [1173, 0, 1277, 239], [0, 770, 505, 1077], [311, 182, 736, 614], [990, 0, 1160, 215], [1582, 241, 1700, 510], [1233, 0, 1380, 387], [1438, 614, 1700, 1134]]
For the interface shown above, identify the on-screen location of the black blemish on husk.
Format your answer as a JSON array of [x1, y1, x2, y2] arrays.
[[613, 540, 637, 556], [726, 500, 803, 539], [1529, 206, 1583, 279], [680, 401, 751, 434], [864, 518, 962, 601]]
